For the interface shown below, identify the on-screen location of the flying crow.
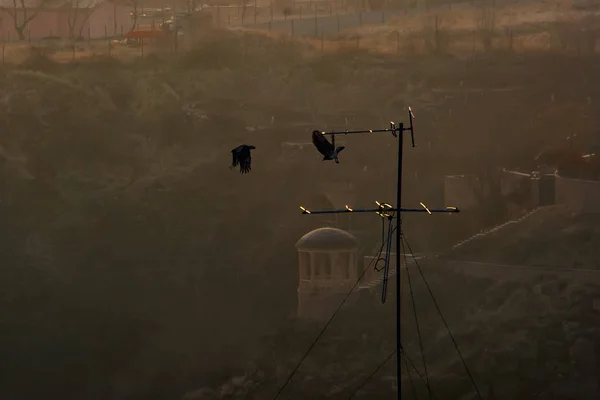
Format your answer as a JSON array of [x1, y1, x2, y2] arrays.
[[230, 145, 255, 174], [311, 130, 345, 164]]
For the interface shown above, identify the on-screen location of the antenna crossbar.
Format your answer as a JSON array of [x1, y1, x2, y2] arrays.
[[299, 206, 460, 215], [319, 127, 400, 136]]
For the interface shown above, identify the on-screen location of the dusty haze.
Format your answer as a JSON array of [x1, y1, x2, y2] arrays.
[[2, 1, 600, 398]]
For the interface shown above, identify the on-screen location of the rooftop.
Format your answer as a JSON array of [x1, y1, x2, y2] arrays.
[[295, 227, 359, 252]]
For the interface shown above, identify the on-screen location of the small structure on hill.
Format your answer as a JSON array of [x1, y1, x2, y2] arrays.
[[295, 227, 359, 320], [444, 174, 483, 210]]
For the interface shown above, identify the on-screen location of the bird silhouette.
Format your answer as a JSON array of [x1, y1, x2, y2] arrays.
[[230, 145, 255, 174], [311, 130, 345, 163]]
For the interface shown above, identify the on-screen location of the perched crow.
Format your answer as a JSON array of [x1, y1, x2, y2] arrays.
[[230, 145, 256, 174], [312, 130, 345, 164]]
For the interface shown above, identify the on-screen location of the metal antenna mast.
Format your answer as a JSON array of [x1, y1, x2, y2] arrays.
[[299, 107, 460, 399]]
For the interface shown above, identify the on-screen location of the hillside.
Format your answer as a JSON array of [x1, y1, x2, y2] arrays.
[[2, 29, 600, 399], [347, 0, 600, 55], [450, 205, 600, 269], [178, 207, 600, 399]]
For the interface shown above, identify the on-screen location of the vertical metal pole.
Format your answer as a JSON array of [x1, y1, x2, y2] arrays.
[[396, 122, 404, 400]]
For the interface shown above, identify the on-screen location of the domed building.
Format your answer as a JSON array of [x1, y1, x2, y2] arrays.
[[295, 227, 360, 320]]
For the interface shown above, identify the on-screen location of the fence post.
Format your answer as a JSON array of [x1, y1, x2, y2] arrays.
[[88, 26, 91, 48], [321, 31, 324, 51], [291, 19, 295, 37], [396, 30, 400, 54], [2, 42, 4, 65], [337, 14, 340, 32], [28, 29, 30, 45], [359, 12, 362, 26], [356, 33, 359, 48]]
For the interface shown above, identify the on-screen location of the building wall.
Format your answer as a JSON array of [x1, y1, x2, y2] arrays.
[[555, 174, 600, 213], [297, 248, 358, 319], [88, 1, 131, 37], [500, 169, 531, 197], [444, 174, 481, 209]]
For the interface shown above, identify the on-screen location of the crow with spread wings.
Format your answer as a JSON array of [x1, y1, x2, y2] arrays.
[[311, 130, 345, 164], [230, 145, 255, 174]]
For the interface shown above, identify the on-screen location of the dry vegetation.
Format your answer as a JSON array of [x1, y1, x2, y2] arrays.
[[333, 0, 600, 56], [1, 7, 600, 398]]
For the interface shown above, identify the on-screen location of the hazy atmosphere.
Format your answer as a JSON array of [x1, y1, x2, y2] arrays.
[[2, 0, 600, 398]]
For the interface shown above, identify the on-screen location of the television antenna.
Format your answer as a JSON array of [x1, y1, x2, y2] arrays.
[[298, 107, 460, 399]]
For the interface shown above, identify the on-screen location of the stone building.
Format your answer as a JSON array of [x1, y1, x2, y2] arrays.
[[295, 227, 359, 320]]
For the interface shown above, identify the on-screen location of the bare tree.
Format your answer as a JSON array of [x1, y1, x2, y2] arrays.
[[66, 0, 97, 40], [476, 5, 496, 52], [2, 0, 56, 40], [424, 15, 448, 55], [184, 0, 195, 13], [240, 0, 250, 24], [111, 0, 140, 31]]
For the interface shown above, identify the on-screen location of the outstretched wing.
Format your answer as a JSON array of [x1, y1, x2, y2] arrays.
[[232, 145, 247, 168], [231, 145, 254, 173], [312, 130, 333, 156], [240, 152, 252, 173]]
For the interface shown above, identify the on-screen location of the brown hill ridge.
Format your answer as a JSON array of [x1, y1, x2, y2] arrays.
[[448, 205, 600, 270]]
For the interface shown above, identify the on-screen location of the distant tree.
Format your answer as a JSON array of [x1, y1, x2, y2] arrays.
[[66, 0, 97, 40], [476, 5, 496, 52], [184, 0, 196, 13], [240, 0, 251, 24], [112, 0, 140, 31], [2, 0, 58, 40]]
